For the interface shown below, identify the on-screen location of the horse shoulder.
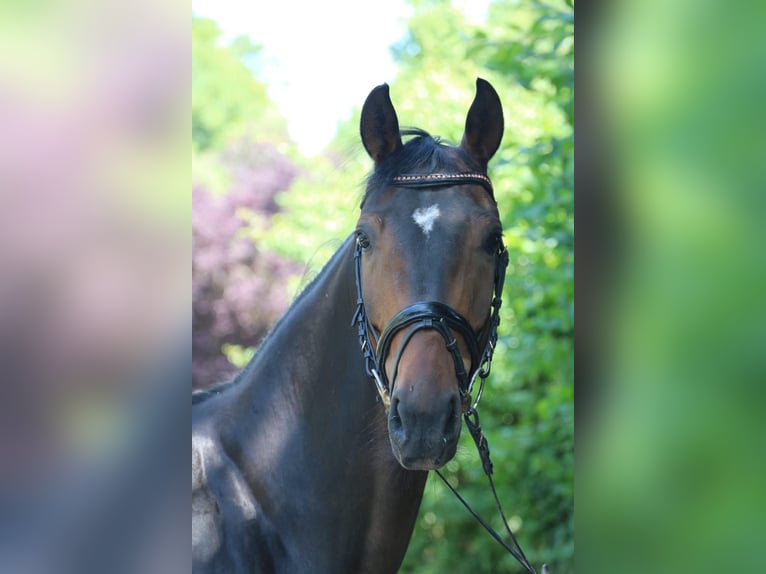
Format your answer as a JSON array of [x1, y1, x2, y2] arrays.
[[192, 428, 288, 573], [192, 433, 225, 566]]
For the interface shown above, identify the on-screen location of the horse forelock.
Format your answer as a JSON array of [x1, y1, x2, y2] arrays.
[[361, 130, 484, 208]]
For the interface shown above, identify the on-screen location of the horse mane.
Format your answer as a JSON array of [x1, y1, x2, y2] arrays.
[[362, 129, 483, 207]]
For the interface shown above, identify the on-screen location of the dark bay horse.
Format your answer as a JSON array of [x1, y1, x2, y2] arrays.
[[192, 79, 506, 573]]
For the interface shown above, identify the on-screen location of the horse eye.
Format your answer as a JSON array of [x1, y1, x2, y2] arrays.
[[356, 232, 371, 250], [484, 232, 504, 254]]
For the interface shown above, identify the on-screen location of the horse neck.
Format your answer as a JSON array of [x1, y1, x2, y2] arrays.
[[229, 234, 428, 568], [236, 235, 362, 410]]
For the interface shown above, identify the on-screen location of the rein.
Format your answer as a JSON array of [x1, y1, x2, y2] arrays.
[[351, 172, 545, 574]]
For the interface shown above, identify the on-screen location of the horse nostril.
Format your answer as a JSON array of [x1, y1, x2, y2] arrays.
[[443, 394, 461, 439], [389, 397, 402, 427]]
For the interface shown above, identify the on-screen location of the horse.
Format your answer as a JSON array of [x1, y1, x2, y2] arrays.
[[192, 78, 507, 573]]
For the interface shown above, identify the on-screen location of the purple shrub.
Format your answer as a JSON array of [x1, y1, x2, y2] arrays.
[[192, 140, 302, 389]]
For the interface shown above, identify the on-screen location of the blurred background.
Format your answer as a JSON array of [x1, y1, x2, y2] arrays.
[[192, 0, 573, 572], [579, 1, 766, 572], [0, 0, 189, 572]]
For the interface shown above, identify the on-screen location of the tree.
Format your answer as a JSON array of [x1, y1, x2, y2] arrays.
[[192, 17, 301, 388], [192, 17, 287, 153]]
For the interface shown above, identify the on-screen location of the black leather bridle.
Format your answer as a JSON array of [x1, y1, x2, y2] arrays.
[[351, 172, 509, 413], [349, 172, 542, 574]]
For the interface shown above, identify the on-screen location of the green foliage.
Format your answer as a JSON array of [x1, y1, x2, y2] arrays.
[[221, 343, 256, 369], [192, 17, 287, 153], [245, 142, 369, 283]]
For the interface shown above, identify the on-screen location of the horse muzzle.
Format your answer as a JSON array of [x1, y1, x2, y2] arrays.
[[388, 392, 462, 470], [385, 330, 464, 470]]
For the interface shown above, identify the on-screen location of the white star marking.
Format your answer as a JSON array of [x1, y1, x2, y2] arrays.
[[412, 204, 441, 237]]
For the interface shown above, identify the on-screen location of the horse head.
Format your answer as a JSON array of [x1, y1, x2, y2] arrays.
[[356, 79, 505, 470]]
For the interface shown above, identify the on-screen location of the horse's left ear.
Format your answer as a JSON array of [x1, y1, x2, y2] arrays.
[[461, 78, 504, 168]]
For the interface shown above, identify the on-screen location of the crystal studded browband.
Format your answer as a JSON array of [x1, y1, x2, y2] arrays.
[[391, 172, 494, 196]]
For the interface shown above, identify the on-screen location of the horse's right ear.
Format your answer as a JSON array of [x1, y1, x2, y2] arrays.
[[360, 84, 403, 163]]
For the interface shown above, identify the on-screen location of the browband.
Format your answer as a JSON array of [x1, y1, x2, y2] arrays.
[[391, 172, 494, 196]]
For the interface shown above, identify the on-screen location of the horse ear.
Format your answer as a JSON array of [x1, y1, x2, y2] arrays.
[[360, 84, 403, 163], [460, 78, 504, 168]]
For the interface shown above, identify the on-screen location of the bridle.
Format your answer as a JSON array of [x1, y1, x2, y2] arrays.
[[351, 172, 509, 414], [350, 171, 543, 574]]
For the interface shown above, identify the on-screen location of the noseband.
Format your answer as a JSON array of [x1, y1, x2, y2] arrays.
[[351, 172, 509, 412]]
